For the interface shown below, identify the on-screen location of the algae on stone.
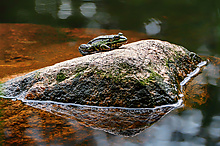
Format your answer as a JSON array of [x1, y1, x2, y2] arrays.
[[56, 72, 67, 82]]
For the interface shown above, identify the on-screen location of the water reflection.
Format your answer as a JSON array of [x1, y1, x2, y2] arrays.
[[144, 18, 162, 36], [80, 2, 97, 18], [80, 2, 101, 29], [35, 0, 59, 18], [145, 109, 206, 146], [208, 116, 220, 139], [35, 0, 73, 20], [57, 0, 73, 19], [95, 12, 111, 25]]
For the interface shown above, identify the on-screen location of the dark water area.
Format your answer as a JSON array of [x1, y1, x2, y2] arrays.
[[0, 0, 220, 145]]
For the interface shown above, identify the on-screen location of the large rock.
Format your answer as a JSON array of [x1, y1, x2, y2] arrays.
[[2, 40, 204, 108]]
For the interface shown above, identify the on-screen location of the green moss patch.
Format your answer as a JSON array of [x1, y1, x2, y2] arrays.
[[56, 72, 67, 82], [139, 70, 163, 86]]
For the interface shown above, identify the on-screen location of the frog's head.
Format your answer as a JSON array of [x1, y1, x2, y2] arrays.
[[112, 32, 127, 44], [78, 44, 91, 56]]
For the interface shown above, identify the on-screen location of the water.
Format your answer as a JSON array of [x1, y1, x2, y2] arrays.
[[0, 0, 220, 145]]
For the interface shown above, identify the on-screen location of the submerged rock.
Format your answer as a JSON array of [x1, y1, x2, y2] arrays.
[[2, 40, 204, 108]]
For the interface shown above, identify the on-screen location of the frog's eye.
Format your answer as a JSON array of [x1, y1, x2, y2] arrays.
[[118, 32, 123, 36]]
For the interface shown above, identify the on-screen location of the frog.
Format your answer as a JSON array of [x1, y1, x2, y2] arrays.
[[78, 32, 127, 56]]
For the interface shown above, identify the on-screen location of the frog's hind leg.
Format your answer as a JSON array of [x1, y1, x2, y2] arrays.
[[100, 44, 110, 51]]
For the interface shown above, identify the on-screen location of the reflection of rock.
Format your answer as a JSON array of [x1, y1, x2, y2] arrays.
[[184, 56, 220, 108], [1, 40, 205, 136], [24, 99, 182, 136]]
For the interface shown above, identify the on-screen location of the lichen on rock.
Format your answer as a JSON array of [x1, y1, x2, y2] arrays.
[[2, 40, 204, 108]]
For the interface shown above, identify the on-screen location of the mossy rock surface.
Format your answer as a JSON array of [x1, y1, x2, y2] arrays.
[[2, 40, 204, 108]]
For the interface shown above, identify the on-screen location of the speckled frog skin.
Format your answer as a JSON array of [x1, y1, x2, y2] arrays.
[[78, 32, 127, 56]]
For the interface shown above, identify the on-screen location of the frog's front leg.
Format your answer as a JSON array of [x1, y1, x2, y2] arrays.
[[100, 44, 110, 51]]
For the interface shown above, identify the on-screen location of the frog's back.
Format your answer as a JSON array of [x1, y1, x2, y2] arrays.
[[88, 35, 114, 44]]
